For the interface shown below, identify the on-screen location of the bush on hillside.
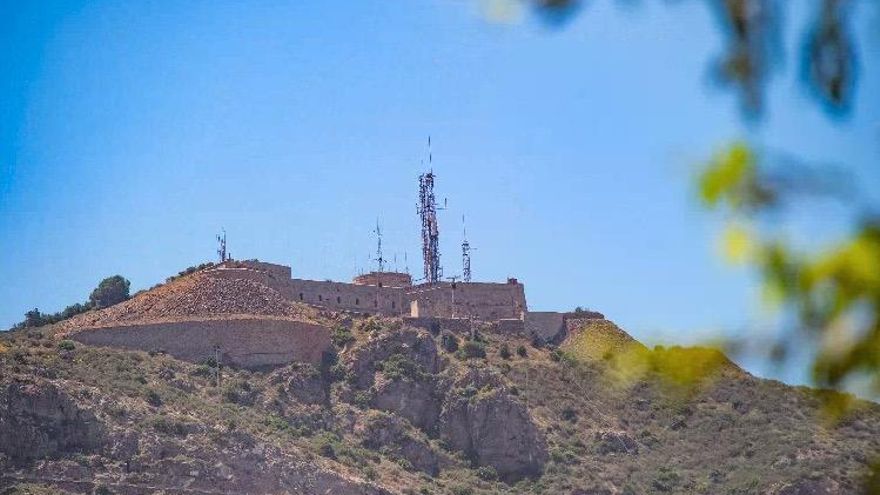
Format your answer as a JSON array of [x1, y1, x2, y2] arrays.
[[499, 343, 512, 360], [440, 331, 459, 353], [89, 275, 131, 309], [456, 340, 486, 360], [331, 325, 355, 348]]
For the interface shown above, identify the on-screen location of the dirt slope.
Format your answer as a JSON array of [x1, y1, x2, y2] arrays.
[[55, 272, 315, 335]]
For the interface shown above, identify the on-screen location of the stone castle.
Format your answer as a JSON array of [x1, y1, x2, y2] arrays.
[[65, 169, 604, 369], [217, 260, 526, 321], [214, 259, 600, 344]]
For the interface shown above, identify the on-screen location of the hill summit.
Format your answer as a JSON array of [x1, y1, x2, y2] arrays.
[[1, 263, 878, 495]]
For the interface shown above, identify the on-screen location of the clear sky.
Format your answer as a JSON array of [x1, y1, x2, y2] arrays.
[[2, 1, 878, 386]]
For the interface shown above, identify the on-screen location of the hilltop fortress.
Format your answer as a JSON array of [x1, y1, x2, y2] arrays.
[[63, 166, 604, 369], [209, 258, 601, 345], [215, 260, 526, 321]]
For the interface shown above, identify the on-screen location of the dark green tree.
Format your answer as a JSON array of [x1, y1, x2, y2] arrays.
[[89, 275, 131, 309]]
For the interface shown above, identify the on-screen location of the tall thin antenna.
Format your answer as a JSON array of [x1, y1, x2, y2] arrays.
[[373, 219, 385, 273], [418, 137, 443, 283], [404, 251, 410, 275], [216, 229, 227, 263], [462, 215, 472, 282]]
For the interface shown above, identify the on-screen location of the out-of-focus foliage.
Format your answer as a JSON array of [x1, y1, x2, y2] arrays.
[[562, 320, 734, 396], [699, 143, 880, 398], [504, 0, 862, 118]]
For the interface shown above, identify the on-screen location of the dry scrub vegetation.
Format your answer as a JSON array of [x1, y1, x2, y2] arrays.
[[1, 316, 879, 494]]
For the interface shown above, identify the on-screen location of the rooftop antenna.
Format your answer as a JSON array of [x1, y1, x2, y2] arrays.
[[373, 219, 385, 273], [216, 229, 228, 263], [462, 215, 472, 282], [417, 136, 445, 283], [404, 251, 410, 276]]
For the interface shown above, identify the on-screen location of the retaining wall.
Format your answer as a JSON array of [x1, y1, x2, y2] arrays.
[[69, 318, 331, 369]]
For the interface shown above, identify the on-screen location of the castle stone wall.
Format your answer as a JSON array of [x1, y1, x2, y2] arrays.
[[275, 279, 406, 315], [69, 318, 331, 369], [524, 312, 567, 343], [408, 281, 527, 320]]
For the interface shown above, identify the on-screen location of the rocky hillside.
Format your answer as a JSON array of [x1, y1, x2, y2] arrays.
[[2, 314, 879, 494]]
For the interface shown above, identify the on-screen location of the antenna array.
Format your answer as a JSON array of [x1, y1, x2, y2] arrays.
[[417, 137, 443, 283], [216, 229, 228, 263], [462, 216, 472, 282]]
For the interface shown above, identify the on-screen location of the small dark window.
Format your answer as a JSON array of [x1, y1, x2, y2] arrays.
[[392, 301, 395, 309], [318, 295, 323, 302], [378, 282, 383, 287], [299, 293, 303, 301], [356, 298, 360, 305], [336, 296, 341, 304]]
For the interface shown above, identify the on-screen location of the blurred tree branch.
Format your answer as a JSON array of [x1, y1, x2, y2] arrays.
[[520, 0, 862, 118]]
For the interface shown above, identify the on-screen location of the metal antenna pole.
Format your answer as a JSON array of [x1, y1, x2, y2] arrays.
[[417, 136, 444, 283], [373, 219, 385, 273], [216, 229, 227, 263], [462, 215, 472, 283]]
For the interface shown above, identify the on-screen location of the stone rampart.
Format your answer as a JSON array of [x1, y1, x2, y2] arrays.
[[276, 279, 406, 315], [408, 282, 527, 320], [68, 317, 331, 369], [524, 312, 567, 343]]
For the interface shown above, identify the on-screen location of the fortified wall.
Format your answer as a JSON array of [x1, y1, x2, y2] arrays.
[[214, 260, 527, 321], [206, 260, 601, 344], [69, 317, 331, 369]]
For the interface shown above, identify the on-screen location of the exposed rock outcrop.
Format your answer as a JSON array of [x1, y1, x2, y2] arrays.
[[439, 369, 548, 482], [269, 362, 329, 406], [371, 372, 440, 433], [0, 379, 104, 461], [355, 410, 444, 476], [344, 327, 441, 389]]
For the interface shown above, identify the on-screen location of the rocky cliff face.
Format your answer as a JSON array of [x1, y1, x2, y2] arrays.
[[1, 315, 879, 495], [0, 379, 104, 462]]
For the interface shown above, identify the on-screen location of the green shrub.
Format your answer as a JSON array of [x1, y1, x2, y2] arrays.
[[57, 340, 76, 351], [377, 354, 426, 381], [354, 391, 373, 409], [476, 465, 498, 481], [440, 331, 459, 353], [451, 485, 474, 495], [150, 416, 189, 436], [145, 389, 162, 407], [331, 325, 355, 348], [499, 343, 512, 360], [89, 275, 131, 309], [516, 345, 528, 358], [356, 317, 382, 333], [456, 340, 486, 360]]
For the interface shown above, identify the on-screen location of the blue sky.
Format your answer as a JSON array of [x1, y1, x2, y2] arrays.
[[2, 1, 878, 386]]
